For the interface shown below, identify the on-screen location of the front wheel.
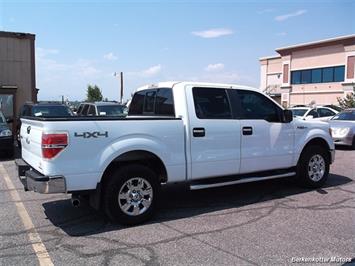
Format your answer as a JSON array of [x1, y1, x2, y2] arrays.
[[297, 145, 330, 188], [103, 164, 159, 225]]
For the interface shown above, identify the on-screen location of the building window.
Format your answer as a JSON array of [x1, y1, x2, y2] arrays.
[[301, 70, 311, 84], [291, 66, 345, 84], [311, 69, 322, 83], [291, 71, 301, 84], [322, 67, 333, 83], [334, 66, 345, 82]]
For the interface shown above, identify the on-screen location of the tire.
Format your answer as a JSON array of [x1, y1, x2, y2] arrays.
[[296, 145, 330, 188], [352, 136, 355, 150], [103, 164, 159, 225]]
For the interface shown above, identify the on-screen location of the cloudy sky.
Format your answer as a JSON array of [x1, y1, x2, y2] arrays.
[[0, 0, 354, 101]]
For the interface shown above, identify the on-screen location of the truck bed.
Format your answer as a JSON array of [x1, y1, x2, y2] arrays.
[[20, 116, 186, 191]]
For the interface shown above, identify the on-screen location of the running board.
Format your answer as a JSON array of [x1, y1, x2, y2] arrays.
[[189, 172, 296, 190]]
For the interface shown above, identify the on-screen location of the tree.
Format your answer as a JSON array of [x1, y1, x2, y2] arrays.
[[337, 87, 355, 109], [86, 84, 103, 102]]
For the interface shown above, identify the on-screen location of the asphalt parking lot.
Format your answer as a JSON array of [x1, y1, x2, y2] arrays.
[[0, 148, 354, 266]]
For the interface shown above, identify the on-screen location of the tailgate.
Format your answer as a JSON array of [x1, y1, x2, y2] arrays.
[[20, 118, 45, 173]]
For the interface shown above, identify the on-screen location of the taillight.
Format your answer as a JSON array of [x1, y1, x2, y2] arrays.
[[42, 133, 68, 159]]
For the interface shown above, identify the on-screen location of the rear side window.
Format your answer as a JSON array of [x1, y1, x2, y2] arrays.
[[192, 87, 232, 119], [21, 105, 30, 116], [77, 105, 83, 114], [308, 109, 319, 118], [129, 91, 145, 115], [143, 91, 156, 114], [155, 88, 174, 116], [318, 108, 335, 117], [81, 104, 89, 116], [236, 90, 282, 122], [129, 88, 175, 116], [87, 105, 96, 116]]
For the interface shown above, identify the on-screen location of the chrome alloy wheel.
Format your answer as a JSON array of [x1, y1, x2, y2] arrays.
[[307, 154, 325, 182], [118, 177, 153, 216]]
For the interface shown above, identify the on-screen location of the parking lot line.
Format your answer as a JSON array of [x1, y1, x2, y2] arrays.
[[0, 164, 54, 266]]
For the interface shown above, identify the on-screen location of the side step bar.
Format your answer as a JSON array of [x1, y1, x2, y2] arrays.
[[190, 172, 296, 190]]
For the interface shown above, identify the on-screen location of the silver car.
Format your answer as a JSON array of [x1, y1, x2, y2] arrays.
[[329, 108, 355, 148]]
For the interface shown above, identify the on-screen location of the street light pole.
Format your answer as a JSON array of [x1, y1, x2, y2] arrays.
[[114, 71, 124, 103]]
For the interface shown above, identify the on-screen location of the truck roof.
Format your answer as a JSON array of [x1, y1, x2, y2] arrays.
[[134, 81, 260, 93]]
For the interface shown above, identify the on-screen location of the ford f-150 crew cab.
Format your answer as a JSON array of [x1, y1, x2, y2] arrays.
[[16, 81, 335, 225]]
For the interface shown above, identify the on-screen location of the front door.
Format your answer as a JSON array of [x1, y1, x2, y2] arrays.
[[229, 89, 294, 174], [187, 86, 241, 180]]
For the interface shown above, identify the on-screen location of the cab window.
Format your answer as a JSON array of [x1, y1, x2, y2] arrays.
[[318, 108, 335, 117], [192, 87, 232, 119], [233, 90, 282, 122], [308, 109, 319, 118], [129, 88, 175, 116]]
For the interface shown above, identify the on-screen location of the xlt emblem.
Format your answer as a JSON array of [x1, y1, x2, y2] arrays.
[[74, 131, 108, 139]]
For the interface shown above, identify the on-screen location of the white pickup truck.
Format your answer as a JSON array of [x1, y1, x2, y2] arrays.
[[16, 81, 335, 225]]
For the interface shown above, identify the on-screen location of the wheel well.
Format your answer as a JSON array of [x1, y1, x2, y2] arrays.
[[101, 150, 168, 187], [300, 137, 331, 161]]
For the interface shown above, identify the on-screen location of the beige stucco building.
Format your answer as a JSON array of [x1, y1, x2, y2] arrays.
[[260, 35, 355, 107], [0, 31, 37, 131]]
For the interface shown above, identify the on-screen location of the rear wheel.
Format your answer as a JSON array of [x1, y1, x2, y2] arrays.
[[103, 164, 159, 225], [297, 145, 329, 188]]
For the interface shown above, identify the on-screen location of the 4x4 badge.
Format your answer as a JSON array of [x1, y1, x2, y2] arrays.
[[74, 131, 108, 139]]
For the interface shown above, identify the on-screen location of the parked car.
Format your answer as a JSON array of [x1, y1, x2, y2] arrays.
[[16, 82, 335, 225], [329, 108, 355, 148], [323, 104, 343, 112], [0, 110, 14, 157], [77, 102, 127, 117], [17, 102, 73, 146], [290, 106, 338, 121]]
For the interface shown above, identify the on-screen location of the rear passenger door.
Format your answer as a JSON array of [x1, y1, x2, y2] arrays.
[[187, 87, 241, 180], [229, 89, 294, 173]]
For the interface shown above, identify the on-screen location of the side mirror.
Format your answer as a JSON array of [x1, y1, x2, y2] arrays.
[[6, 118, 13, 123], [305, 115, 313, 120], [283, 109, 293, 123]]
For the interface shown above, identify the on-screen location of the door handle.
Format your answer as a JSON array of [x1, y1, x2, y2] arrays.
[[242, 126, 253, 135], [193, 127, 205, 137]]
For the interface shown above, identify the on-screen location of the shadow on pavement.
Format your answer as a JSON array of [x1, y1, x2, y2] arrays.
[[0, 144, 21, 162], [42, 173, 353, 237], [335, 145, 355, 151]]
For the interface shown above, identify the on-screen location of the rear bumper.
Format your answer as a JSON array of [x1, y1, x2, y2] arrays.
[[15, 159, 66, 194]]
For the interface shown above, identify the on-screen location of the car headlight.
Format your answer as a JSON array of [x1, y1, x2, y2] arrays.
[[0, 129, 12, 137], [331, 127, 350, 137]]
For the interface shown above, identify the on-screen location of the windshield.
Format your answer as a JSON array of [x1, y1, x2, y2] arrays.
[[0, 112, 5, 123], [291, 109, 308, 117], [331, 110, 355, 121], [32, 105, 73, 117], [97, 105, 126, 116]]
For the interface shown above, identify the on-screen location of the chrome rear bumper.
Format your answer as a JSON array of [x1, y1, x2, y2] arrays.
[[16, 159, 66, 194]]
